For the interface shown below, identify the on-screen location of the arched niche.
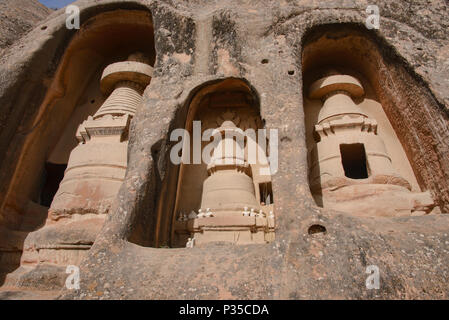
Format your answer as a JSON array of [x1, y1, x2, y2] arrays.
[[0, 8, 155, 281], [301, 24, 441, 217], [137, 78, 275, 248]]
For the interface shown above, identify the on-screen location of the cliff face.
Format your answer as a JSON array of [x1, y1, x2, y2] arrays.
[[0, 0, 448, 300], [0, 0, 52, 50]]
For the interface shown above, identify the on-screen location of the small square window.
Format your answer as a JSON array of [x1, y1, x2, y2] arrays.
[[259, 182, 273, 205]]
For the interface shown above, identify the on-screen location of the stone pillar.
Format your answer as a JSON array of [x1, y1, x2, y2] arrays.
[[22, 54, 153, 266], [308, 72, 435, 216]]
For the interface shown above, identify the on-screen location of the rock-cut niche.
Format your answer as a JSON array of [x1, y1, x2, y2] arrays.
[[150, 79, 275, 248], [302, 26, 437, 217], [0, 9, 156, 284]]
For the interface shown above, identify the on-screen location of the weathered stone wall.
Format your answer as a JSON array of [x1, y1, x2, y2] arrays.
[[0, 0, 448, 299]]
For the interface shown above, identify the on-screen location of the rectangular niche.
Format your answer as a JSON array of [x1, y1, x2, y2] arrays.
[[340, 143, 369, 179], [259, 182, 273, 205]]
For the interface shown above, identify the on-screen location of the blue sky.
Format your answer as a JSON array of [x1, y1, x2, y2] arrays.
[[39, 0, 76, 9]]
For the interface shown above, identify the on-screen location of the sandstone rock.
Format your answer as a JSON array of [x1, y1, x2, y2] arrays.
[[0, 0, 447, 300], [0, 0, 52, 51]]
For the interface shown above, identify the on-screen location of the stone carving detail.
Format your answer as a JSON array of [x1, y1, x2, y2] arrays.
[[308, 72, 435, 217], [188, 211, 197, 220], [50, 53, 153, 218]]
